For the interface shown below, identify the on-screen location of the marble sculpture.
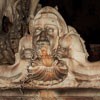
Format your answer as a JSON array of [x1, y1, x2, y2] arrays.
[[0, 6, 100, 89]]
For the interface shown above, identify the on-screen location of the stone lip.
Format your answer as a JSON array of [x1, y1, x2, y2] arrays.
[[0, 89, 99, 100], [0, 79, 100, 90]]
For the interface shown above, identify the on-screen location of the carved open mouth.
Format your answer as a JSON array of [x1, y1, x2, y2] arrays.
[[36, 41, 50, 49], [36, 40, 51, 56], [36, 40, 50, 47]]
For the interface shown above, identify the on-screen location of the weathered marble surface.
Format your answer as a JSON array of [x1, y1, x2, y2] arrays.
[[0, 0, 39, 64], [0, 89, 100, 100], [0, 6, 100, 89]]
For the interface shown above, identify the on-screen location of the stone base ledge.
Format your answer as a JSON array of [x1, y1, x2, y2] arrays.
[[0, 88, 100, 100]]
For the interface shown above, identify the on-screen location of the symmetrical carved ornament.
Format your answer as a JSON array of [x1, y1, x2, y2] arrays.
[[0, 6, 100, 89]]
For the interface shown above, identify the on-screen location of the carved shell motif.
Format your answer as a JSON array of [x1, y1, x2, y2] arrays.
[[26, 60, 68, 86]]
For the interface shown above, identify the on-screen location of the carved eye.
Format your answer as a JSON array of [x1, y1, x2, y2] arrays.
[[35, 28, 42, 35], [47, 28, 54, 35]]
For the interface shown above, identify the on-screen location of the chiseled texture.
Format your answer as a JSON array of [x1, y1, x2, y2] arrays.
[[0, 6, 100, 89]]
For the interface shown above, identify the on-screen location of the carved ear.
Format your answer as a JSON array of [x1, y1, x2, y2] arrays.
[[55, 6, 58, 10]]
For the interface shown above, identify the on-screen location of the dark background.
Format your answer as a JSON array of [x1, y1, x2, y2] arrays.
[[40, 0, 100, 44]]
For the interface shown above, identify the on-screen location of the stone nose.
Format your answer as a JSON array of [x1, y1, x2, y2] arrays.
[[39, 31, 49, 42]]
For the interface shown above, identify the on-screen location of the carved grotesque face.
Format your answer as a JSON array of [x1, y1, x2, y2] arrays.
[[27, 7, 68, 86], [32, 14, 60, 57]]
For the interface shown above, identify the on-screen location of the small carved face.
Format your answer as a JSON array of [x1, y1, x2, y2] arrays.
[[25, 7, 69, 86], [21, 49, 33, 59], [32, 16, 59, 56]]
